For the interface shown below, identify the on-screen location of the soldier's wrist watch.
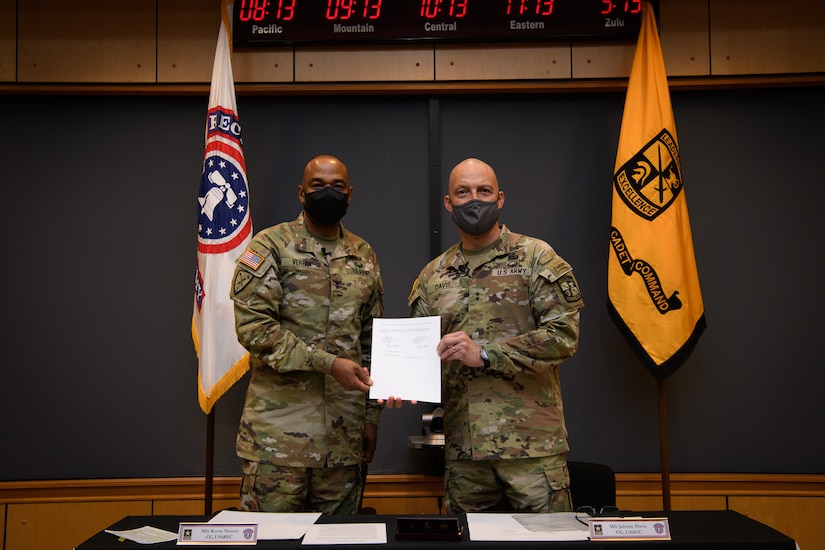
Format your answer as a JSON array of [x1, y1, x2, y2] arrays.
[[479, 347, 491, 368]]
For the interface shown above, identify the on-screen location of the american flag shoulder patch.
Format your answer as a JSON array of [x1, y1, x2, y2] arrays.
[[239, 249, 264, 270]]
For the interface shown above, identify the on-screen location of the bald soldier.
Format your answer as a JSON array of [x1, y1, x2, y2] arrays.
[[407, 157, 585, 513], [231, 154, 383, 514]]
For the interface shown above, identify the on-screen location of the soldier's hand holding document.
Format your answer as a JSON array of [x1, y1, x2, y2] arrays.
[[368, 316, 442, 404]]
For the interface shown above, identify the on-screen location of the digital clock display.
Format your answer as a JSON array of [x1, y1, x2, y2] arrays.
[[232, 0, 643, 45]]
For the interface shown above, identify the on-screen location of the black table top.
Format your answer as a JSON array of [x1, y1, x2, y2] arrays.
[[75, 510, 796, 550]]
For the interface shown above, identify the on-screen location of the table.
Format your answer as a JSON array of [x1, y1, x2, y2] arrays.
[[75, 511, 796, 550]]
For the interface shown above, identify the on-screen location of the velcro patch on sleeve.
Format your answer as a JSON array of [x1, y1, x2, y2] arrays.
[[239, 249, 264, 270]]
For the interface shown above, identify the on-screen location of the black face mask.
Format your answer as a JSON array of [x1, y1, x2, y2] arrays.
[[304, 186, 349, 226], [451, 199, 500, 235]]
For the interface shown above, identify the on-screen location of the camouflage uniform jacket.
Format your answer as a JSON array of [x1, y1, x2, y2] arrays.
[[408, 225, 583, 461], [231, 213, 384, 468]]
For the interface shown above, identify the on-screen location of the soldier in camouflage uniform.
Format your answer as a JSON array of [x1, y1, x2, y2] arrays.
[[407, 158, 584, 513], [231, 155, 384, 514]]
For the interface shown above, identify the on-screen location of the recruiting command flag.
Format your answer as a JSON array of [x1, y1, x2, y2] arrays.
[[192, 0, 252, 413], [607, 2, 706, 380]]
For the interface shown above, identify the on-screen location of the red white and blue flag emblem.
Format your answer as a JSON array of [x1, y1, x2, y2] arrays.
[[197, 106, 251, 258]]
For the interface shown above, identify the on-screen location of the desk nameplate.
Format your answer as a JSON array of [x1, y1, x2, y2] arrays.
[[177, 523, 258, 545], [589, 517, 671, 541]]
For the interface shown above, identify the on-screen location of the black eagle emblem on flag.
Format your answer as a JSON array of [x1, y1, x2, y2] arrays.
[[614, 128, 682, 222]]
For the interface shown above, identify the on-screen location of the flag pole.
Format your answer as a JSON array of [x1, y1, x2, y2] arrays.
[[657, 379, 671, 511], [204, 407, 215, 515], [607, 1, 704, 512], [195, 0, 250, 515]]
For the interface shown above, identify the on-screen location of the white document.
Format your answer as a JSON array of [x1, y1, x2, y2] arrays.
[[466, 512, 590, 541], [368, 316, 442, 403], [208, 510, 321, 540], [104, 526, 178, 544], [301, 522, 387, 545]]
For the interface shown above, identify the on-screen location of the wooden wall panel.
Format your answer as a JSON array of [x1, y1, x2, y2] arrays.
[[150, 0, 296, 84], [234, 48, 295, 83], [295, 45, 434, 82], [17, 0, 156, 83], [571, 41, 635, 79], [0, 0, 14, 82], [617, 495, 728, 512], [158, 0, 220, 83], [435, 43, 571, 81], [4, 0, 825, 86], [710, 0, 825, 75], [362, 496, 442, 515], [617, 495, 662, 510], [0, 504, 5, 550], [6, 501, 152, 550], [153, 498, 240, 515], [729, 496, 825, 550], [362, 474, 443, 515], [0, 475, 823, 550], [659, 0, 711, 76], [674, 496, 728, 511]]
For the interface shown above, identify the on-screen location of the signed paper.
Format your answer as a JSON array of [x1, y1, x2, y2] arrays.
[[466, 513, 590, 541], [369, 316, 442, 403], [301, 523, 387, 545], [208, 510, 321, 540], [104, 526, 178, 544]]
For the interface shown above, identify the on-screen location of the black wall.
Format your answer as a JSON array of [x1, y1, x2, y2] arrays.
[[2, 86, 823, 481]]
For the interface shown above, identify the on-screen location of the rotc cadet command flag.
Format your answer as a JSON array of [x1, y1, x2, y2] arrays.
[[192, 0, 252, 413], [607, 2, 706, 380]]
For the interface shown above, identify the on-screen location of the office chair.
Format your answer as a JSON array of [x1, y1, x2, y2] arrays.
[[567, 461, 617, 511]]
